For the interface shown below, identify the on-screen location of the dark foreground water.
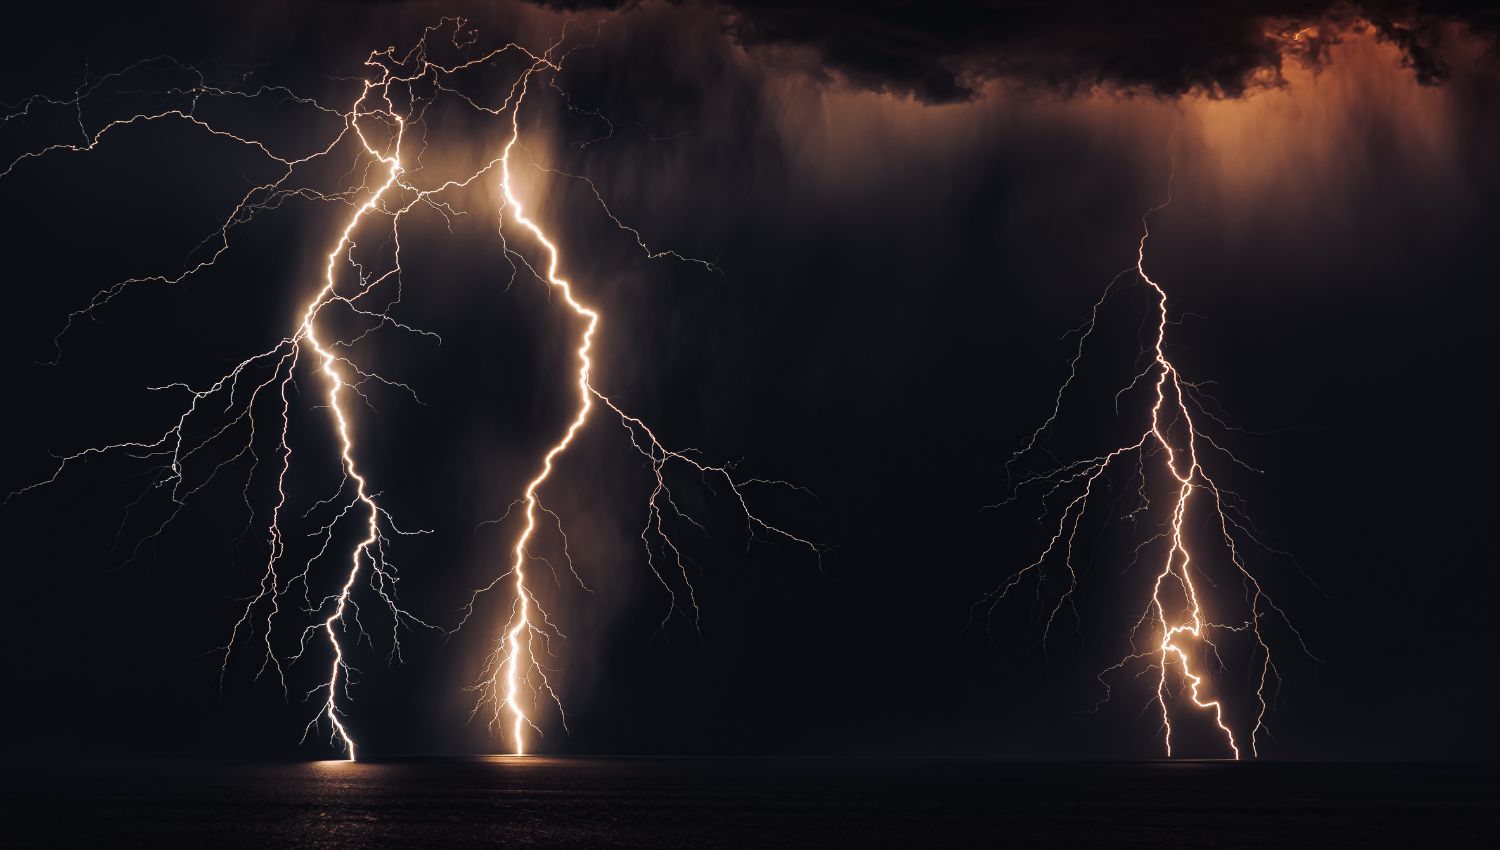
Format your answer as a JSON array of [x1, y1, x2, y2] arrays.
[[1, 758, 1494, 848]]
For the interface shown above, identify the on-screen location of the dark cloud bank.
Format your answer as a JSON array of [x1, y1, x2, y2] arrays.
[[544, 0, 1499, 100]]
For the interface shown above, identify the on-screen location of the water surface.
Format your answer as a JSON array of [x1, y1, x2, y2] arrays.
[[2, 757, 1493, 847]]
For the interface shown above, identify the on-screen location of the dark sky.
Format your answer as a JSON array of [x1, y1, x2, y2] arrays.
[[2, 0, 1497, 761]]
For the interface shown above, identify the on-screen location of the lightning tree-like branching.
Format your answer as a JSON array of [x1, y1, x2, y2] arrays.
[[2, 18, 820, 759], [981, 145, 1315, 759]]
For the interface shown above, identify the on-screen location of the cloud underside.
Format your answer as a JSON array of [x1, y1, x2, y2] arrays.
[[542, 0, 1500, 101]]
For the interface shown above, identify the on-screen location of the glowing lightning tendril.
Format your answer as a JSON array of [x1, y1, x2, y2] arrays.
[[456, 42, 824, 756], [984, 141, 1313, 759], [4, 18, 820, 761]]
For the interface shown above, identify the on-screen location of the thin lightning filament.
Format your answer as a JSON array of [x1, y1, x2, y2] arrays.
[[5, 19, 820, 760], [459, 47, 823, 756], [985, 147, 1311, 759]]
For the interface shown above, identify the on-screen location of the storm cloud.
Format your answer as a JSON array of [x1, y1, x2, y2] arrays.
[[541, 0, 1499, 100]]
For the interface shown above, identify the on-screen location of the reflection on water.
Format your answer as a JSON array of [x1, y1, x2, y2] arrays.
[[2, 758, 1493, 848]]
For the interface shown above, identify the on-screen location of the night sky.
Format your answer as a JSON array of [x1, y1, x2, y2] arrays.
[[2, 0, 1497, 763]]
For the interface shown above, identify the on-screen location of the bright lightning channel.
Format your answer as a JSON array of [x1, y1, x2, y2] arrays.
[[983, 143, 1313, 759], [3, 18, 820, 761], [456, 40, 824, 757]]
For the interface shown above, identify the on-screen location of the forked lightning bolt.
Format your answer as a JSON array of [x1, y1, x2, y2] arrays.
[[289, 79, 412, 761], [455, 48, 823, 757], [3, 18, 819, 760], [985, 145, 1312, 758]]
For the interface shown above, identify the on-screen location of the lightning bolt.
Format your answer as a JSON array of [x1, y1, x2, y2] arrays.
[[984, 140, 1314, 759], [287, 78, 412, 762], [4, 17, 819, 760], [454, 36, 824, 757]]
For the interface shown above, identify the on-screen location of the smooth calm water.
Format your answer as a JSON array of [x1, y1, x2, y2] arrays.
[[1, 758, 1494, 848]]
